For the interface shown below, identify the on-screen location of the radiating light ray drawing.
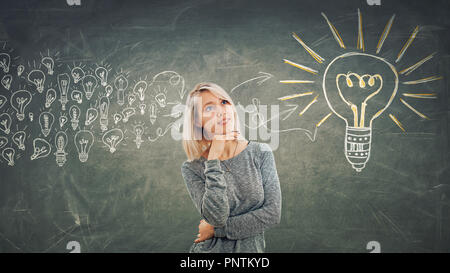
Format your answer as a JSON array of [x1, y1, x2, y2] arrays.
[[0, 112, 12, 134], [74, 130, 94, 162], [402, 75, 443, 85], [39, 111, 55, 137], [376, 14, 395, 54], [12, 130, 26, 150], [10, 90, 32, 121], [399, 52, 435, 76], [291, 32, 325, 63], [30, 138, 51, 160], [54, 131, 68, 167], [2, 147, 15, 166], [396, 26, 420, 63], [357, 8, 365, 51], [102, 128, 124, 153], [321, 12, 346, 49], [28, 69, 46, 93], [57, 73, 70, 111], [278, 92, 314, 101]]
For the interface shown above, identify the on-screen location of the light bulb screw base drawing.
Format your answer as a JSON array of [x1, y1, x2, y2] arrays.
[[79, 153, 88, 163], [55, 152, 67, 167], [344, 126, 371, 172]]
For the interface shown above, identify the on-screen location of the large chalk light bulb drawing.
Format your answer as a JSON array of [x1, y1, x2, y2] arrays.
[[102, 128, 124, 153], [30, 138, 51, 160], [10, 90, 32, 121], [281, 10, 442, 172], [74, 130, 94, 163], [322, 53, 398, 172], [54, 131, 68, 167]]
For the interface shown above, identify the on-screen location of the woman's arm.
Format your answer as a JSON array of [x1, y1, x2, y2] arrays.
[[214, 145, 282, 240], [181, 158, 230, 227]]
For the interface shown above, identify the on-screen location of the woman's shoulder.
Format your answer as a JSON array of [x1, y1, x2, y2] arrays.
[[249, 141, 273, 154]]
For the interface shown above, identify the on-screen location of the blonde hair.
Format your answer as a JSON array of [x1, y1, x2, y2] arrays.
[[182, 82, 241, 161]]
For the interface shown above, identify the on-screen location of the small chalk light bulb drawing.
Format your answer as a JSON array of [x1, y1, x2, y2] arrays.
[[71, 90, 83, 104], [30, 138, 52, 160], [99, 96, 109, 132], [0, 52, 10, 73], [0, 136, 7, 149], [45, 88, 57, 108], [2, 74, 12, 90], [57, 73, 70, 111], [59, 113, 68, 128], [71, 66, 85, 84], [82, 74, 98, 100], [133, 124, 144, 149], [114, 74, 128, 106], [0, 95, 7, 110], [17, 65, 25, 76], [0, 113, 12, 134], [281, 9, 441, 172], [12, 130, 26, 151], [133, 80, 148, 102], [102, 128, 124, 153], [95, 66, 108, 87], [2, 147, 15, 166], [41, 56, 54, 75], [54, 131, 68, 167], [39, 111, 55, 137], [10, 90, 32, 121], [28, 69, 46, 93], [85, 107, 98, 126], [74, 130, 94, 163], [69, 105, 81, 130]]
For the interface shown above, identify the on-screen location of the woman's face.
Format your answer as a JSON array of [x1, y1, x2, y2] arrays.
[[196, 90, 235, 139]]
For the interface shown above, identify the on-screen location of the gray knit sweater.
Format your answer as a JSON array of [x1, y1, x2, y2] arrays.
[[181, 141, 282, 253]]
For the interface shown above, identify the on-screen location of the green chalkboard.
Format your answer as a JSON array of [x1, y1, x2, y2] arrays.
[[0, 0, 448, 253]]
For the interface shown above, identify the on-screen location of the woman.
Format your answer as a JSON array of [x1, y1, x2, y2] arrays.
[[180, 82, 282, 253]]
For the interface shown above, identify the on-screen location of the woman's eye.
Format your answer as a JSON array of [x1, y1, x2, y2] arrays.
[[222, 100, 229, 104], [205, 106, 213, 112]]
